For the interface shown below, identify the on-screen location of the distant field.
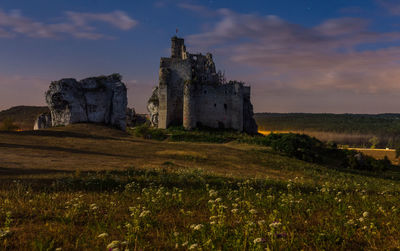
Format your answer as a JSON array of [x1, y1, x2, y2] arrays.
[[348, 148, 399, 165], [259, 130, 399, 164], [1, 124, 400, 250], [256, 113, 400, 148]]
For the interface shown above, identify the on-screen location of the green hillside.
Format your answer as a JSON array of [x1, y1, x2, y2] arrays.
[[0, 124, 399, 250]]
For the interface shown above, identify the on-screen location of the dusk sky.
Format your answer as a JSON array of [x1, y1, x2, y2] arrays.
[[2, 0, 400, 113]]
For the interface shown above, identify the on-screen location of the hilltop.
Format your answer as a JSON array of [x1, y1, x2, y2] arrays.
[[0, 124, 400, 250], [0, 106, 49, 130]]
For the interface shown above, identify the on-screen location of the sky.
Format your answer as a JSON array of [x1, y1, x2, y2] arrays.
[[1, 0, 400, 113]]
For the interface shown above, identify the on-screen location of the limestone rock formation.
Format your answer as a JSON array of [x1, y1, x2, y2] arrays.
[[33, 113, 52, 130], [45, 74, 127, 130], [147, 87, 159, 127]]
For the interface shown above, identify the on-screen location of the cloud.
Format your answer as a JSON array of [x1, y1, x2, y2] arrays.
[[177, 3, 216, 16], [184, 7, 400, 98], [376, 0, 400, 15], [66, 11, 137, 30], [0, 9, 137, 39]]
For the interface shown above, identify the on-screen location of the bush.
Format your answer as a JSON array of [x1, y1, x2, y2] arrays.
[[343, 151, 391, 171], [0, 118, 20, 131], [132, 125, 167, 140], [167, 126, 238, 143], [268, 133, 324, 163]]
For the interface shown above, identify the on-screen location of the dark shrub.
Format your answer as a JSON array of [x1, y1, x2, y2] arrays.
[[268, 133, 324, 163], [343, 151, 391, 171], [0, 118, 20, 131], [132, 124, 167, 140]]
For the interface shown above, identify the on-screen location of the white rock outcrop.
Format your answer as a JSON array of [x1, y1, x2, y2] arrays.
[[147, 87, 159, 127], [45, 74, 127, 130], [33, 113, 52, 130]]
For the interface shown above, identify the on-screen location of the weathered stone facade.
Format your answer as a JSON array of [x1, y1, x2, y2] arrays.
[[148, 36, 258, 134], [45, 74, 128, 130]]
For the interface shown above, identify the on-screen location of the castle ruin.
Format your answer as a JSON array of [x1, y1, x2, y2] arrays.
[[147, 36, 258, 134]]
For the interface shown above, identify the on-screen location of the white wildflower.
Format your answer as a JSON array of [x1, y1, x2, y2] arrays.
[[139, 210, 150, 218], [269, 222, 282, 228], [97, 233, 109, 238], [189, 243, 198, 250], [257, 220, 265, 225], [107, 240, 120, 249], [253, 237, 262, 244]]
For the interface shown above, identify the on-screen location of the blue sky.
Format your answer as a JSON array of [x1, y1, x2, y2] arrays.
[[1, 0, 400, 113]]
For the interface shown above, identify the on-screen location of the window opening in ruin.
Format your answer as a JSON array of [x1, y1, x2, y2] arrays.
[[214, 103, 217, 107], [204, 90, 207, 94], [224, 103, 227, 111]]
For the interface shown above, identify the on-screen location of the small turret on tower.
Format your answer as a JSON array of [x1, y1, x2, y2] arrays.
[[171, 36, 187, 59]]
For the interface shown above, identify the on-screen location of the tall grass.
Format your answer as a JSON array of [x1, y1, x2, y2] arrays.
[[1, 167, 400, 250]]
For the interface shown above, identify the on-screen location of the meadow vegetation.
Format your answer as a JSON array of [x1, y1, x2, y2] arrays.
[[0, 124, 399, 250], [132, 125, 394, 171], [255, 113, 400, 148], [1, 167, 400, 250]]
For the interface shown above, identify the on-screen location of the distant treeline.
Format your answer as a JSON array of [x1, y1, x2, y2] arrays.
[[255, 113, 400, 148]]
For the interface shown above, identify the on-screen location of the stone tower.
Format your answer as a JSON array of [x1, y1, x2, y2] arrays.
[[147, 36, 258, 134], [171, 36, 187, 59]]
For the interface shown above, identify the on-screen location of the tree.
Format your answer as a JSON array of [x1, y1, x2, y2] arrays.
[[0, 117, 20, 131], [369, 136, 379, 149]]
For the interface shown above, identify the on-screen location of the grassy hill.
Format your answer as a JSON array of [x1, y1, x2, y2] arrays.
[[0, 124, 399, 250], [3, 106, 400, 148], [0, 106, 49, 130]]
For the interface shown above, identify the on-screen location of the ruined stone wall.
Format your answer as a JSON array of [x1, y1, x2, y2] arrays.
[[189, 82, 244, 131], [188, 53, 219, 84], [158, 58, 191, 128], [151, 36, 258, 134]]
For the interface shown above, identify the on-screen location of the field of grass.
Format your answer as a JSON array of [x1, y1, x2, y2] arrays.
[[255, 113, 400, 148], [1, 124, 400, 250]]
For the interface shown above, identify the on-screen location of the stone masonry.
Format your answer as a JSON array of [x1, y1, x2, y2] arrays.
[[147, 36, 258, 134]]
